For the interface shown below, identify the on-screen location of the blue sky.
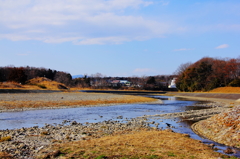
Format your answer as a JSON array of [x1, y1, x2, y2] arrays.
[[1, 0, 240, 77]]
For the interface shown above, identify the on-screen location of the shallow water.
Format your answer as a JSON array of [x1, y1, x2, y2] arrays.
[[0, 95, 239, 157], [0, 95, 195, 130]]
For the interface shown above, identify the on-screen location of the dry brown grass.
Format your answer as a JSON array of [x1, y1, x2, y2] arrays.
[[39, 129, 229, 159], [0, 95, 156, 110], [209, 87, 240, 93], [0, 77, 69, 90], [0, 82, 24, 89], [27, 77, 68, 90]]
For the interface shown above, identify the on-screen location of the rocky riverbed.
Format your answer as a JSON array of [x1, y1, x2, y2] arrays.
[[142, 101, 231, 122], [0, 118, 155, 158], [192, 105, 240, 150], [165, 92, 240, 151]]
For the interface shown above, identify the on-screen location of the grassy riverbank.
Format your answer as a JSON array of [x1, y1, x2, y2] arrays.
[[38, 129, 231, 159]]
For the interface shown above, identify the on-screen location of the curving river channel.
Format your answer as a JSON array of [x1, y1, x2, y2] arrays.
[[0, 95, 239, 157]]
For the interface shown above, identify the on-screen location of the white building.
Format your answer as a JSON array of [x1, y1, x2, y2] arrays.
[[168, 78, 177, 88]]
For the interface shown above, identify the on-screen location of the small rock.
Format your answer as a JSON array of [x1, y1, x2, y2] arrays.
[[223, 147, 234, 154], [71, 121, 78, 125], [209, 143, 215, 149], [117, 116, 123, 119]]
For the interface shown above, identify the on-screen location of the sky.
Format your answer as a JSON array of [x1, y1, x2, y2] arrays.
[[1, 0, 240, 77]]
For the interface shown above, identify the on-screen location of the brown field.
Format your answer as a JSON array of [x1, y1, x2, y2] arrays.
[[38, 129, 231, 159], [209, 87, 240, 93]]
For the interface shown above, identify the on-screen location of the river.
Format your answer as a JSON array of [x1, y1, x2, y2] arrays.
[[0, 94, 239, 157]]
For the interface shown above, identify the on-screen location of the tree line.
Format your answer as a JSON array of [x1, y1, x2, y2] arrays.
[[0, 66, 72, 86], [73, 73, 175, 90], [175, 57, 240, 92], [0, 66, 175, 90], [3, 57, 239, 92]]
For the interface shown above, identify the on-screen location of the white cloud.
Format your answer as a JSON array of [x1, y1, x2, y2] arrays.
[[0, 0, 174, 45], [1, 0, 240, 45], [173, 48, 194, 51], [215, 44, 229, 49], [75, 36, 130, 45]]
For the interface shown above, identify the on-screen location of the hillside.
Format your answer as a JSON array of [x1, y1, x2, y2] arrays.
[[27, 77, 68, 90], [0, 77, 68, 90], [209, 87, 240, 93]]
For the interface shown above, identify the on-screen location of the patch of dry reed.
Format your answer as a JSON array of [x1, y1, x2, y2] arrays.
[[40, 129, 228, 159]]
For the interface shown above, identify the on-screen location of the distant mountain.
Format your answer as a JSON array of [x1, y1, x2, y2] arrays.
[[72, 75, 84, 79]]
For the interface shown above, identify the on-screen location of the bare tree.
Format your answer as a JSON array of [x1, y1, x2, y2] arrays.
[[174, 62, 192, 75], [90, 73, 107, 88], [54, 71, 72, 86]]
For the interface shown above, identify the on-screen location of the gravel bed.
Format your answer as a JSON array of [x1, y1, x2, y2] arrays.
[[140, 101, 231, 121], [0, 92, 148, 112], [0, 118, 154, 159], [0, 92, 128, 102], [0, 92, 157, 158], [192, 105, 240, 149]]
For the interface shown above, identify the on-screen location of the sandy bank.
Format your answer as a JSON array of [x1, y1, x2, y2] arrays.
[[166, 92, 240, 103], [165, 92, 240, 149]]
